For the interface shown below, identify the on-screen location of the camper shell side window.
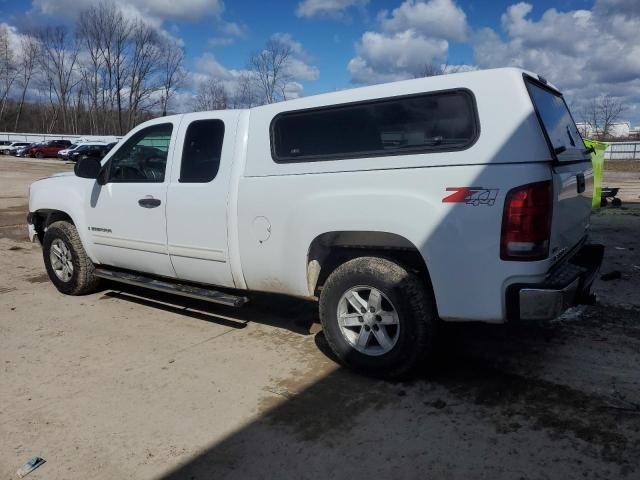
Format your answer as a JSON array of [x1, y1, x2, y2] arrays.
[[270, 89, 479, 163]]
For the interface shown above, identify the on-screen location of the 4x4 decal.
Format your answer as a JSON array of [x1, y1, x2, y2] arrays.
[[442, 187, 499, 206]]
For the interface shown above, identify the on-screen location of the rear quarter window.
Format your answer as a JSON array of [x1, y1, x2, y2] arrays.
[[271, 90, 479, 163]]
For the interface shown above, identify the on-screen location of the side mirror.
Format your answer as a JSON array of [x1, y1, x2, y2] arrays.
[[74, 157, 101, 180]]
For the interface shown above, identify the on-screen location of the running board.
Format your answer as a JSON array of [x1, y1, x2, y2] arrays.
[[94, 268, 248, 307]]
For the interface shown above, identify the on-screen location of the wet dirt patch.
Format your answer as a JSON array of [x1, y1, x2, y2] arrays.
[[0, 204, 27, 227], [428, 358, 639, 467], [27, 273, 50, 283], [0, 205, 28, 242], [259, 369, 401, 442], [0, 286, 16, 294]]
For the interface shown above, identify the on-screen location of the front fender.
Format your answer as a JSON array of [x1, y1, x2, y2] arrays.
[[29, 175, 97, 261]]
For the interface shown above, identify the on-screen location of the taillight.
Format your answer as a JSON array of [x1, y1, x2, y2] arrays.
[[501, 180, 553, 261]]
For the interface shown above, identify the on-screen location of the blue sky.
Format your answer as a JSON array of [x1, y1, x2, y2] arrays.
[[1, 0, 639, 122]]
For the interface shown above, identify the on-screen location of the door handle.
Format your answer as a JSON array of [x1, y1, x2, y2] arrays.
[[576, 173, 586, 194], [138, 196, 161, 208]]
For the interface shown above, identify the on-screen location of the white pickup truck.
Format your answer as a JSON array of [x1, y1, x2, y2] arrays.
[[28, 68, 603, 377]]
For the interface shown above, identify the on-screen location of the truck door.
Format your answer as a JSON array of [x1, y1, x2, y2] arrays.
[[166, 112, 239, 288], [87, 120, 178, 278]]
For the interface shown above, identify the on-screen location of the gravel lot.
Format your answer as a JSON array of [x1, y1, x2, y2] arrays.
[[1, 156, 639, 480]]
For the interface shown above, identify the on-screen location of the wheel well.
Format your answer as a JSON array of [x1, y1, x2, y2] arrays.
[[32, 210, 74, 239], [307, 231, 433, 297]]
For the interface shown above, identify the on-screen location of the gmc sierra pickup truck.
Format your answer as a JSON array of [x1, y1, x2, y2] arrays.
[[28, 68, 603, 377]]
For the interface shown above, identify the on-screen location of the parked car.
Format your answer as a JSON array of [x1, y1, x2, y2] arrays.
[[29, 140, 72, 158], [57, 144, 78, 159], [15, 143, 42, 157], [28, 68, 604, 378], [68, 143, 112, 162], [0, 142, 30, 155]]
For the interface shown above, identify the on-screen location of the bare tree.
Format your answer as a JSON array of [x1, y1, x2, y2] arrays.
[[249, 38, 292, 104], [36, 25, 81, 133], [77, 4, 106, 133], [0, 25, 18, 124], [158, 38, 184, 116], [88, 1, 133, 134], [414, 62, 463, 78], [580, 95, 627, 140], [127, 21, 161, 128], [13, 34, 39, 131], [232, 72, 257, 108], [193, 78, 228, 111]]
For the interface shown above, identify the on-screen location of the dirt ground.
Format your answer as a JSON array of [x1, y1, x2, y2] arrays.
[[1, 156, 639, 480]]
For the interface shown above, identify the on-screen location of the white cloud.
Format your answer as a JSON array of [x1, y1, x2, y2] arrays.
[[378, 0, 467, 41], [32, 0, 224, 22], [283, 81, 304, 99], [270, 33, 320, 81], [296, 0, 368, 19], [285, 57, 320, 81], [207, 19, 247, 48], [192, 33, 320, 103], [347, 0, 467, 83], [473, 1, 640, 122], [348, 30, 448, 83], [207, 37, 235, 48]]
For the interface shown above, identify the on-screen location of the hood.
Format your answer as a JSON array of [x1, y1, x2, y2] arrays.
[[47, 171, 75, 179]]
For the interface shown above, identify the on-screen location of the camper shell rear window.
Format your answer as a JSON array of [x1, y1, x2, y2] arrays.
[[524, 76, 585, 161], [270, 89, 479, 163]]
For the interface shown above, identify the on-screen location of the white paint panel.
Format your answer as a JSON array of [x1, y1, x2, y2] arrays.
[[165, 110, 241, 288]]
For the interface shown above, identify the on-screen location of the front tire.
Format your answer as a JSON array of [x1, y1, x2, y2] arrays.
[[43, 221, 100, 295], [319, 257, 436, 378]]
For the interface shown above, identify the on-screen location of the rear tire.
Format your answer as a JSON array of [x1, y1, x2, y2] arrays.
[[35, 152, 43, 158], [43, 221, 100, 295], [319, 256, 436, 378]]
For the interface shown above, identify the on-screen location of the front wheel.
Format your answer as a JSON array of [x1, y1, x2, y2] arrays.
[[319, 257, 437, 378], [43, 221, 100, 295], [35, 152, 44, 158]]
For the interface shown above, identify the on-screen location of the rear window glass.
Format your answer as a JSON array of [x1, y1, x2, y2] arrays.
[[180, 119, 225, 183], [526, 79, 584, 160], [271, 90, 478, 162]]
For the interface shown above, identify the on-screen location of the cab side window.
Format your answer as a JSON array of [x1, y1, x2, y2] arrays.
[[180, 120, 225, 183], [108, 124, 173, 183]]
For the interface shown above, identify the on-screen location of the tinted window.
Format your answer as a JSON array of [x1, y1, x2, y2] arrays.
[[271, 90, 477, 162], [108, 124, 173, 183], [526, 79, 583, 160], [180, 119, 225, 183]]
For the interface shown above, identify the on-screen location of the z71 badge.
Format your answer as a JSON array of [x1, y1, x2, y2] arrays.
[[442, 187, 499, 206]]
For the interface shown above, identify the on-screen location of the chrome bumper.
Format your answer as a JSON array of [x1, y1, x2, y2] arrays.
[[508, 244, 604, 321]]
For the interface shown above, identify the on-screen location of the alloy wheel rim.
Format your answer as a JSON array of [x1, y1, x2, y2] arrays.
[[337, 285, 400, 356], [50, 238, 74, 282]]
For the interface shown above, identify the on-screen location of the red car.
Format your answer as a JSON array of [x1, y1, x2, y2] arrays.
[[29, 140, 72, 158]]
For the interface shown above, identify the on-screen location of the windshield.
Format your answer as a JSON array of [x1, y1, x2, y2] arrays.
[[526, 79, 585, 161]]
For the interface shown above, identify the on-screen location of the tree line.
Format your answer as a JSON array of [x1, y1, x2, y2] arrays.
[[0, 2, 187, 136], [0, 0, 302, 136]]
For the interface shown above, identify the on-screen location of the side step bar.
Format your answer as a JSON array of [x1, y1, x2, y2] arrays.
[[94, 268, 248, 307]]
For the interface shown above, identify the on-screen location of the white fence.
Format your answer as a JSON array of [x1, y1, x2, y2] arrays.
[[0, 131, 121, 143], [605, 141, 640, 161]]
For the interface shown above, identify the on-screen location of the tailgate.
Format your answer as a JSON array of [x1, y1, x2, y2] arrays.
[[550, 161, 593, 260], [524, 74, 594, 258]]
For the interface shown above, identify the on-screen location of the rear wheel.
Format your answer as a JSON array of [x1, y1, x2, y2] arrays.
[[43, 221, 100, 295], [319, 257, 436, 378], [35, 152, 44, 158]]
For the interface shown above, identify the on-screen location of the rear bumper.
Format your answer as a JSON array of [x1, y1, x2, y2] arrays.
[[507, 244, 604, 321]]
